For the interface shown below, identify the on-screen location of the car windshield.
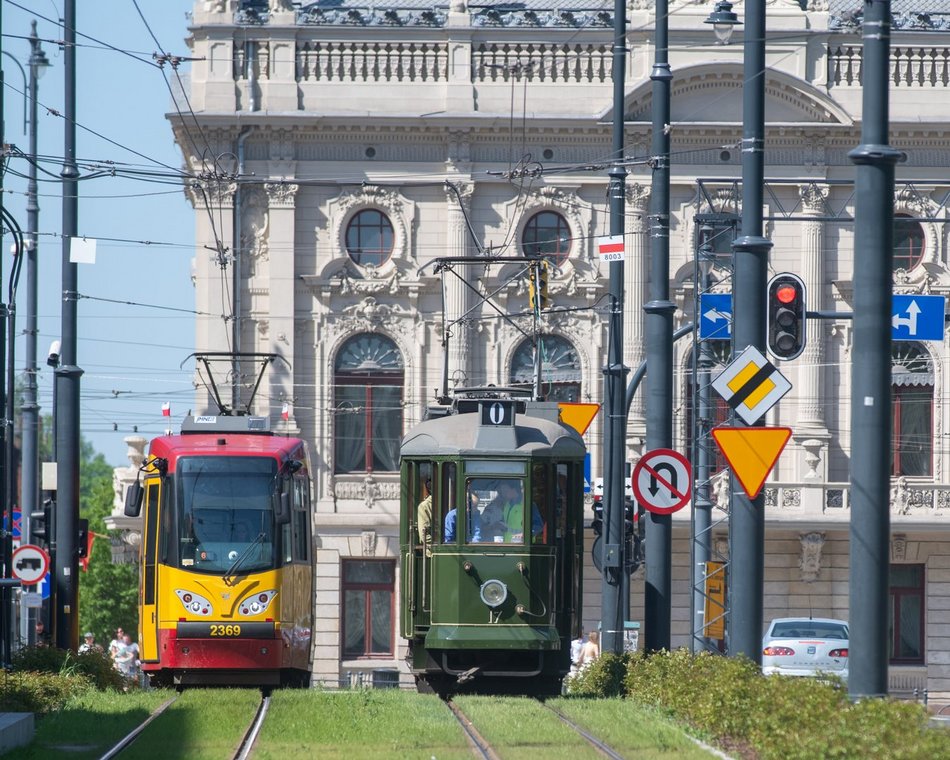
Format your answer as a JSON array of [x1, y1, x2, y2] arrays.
[[176, 456, 278, 574], [771, 621, 848, 640]]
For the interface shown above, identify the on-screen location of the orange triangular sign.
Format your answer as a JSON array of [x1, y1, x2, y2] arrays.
[[557, 402, 600, 436], [711, 427, 792, 499]]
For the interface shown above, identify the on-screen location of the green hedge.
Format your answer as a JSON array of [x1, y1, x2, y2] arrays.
[[0, 670, 92, 714], [11, 645, 131, 693], [568, 649, 950, 759]]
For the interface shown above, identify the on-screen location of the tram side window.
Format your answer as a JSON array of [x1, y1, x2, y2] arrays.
[[531, 463, 549, 544], [440, 463, 457, 543], [555, 463, 569, 540], [414, 461, 435, 545], [292, 477, 309, 562]]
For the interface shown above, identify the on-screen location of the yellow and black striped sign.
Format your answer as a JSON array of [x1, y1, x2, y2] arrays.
[[711, 345, 791, 425]]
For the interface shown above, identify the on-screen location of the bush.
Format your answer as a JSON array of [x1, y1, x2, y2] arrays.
[[608, 648, 950, 760], [12, 645, 131, 692], [566, 652, 630, 697], [0, 669, 92, 714]]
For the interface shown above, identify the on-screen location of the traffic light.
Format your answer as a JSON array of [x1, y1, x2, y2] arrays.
[[30, 500, 51, 546], [77, 519, 89, 558], [538, 261, 549, 310], [591, 500, 603, 536], [767, 273, 806, 360]]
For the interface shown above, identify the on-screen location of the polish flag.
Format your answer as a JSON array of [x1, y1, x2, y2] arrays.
[[162, 401, 171, 417], [281, 403, 290, 421]]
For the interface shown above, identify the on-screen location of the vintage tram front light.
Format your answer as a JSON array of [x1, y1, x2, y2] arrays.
[[239, 589, 277, 617], [174, 589, 213, 617], [479, 579, 508, 608]]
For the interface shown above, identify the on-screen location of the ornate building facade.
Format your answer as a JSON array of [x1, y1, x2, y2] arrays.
[[109, 0, 950, 695]]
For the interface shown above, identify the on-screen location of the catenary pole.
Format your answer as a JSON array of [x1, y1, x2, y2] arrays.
[[643, 0, 674, 653], [56, 0, 82, 651], [600, 0, 628, 654], [728, 0, 771, 661], [848, 0, 898, 699]]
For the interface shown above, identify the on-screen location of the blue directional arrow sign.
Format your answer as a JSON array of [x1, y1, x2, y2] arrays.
[[699, 293, 732, 340], [39, 572, 50, 600], [892, 294, 945, 342]]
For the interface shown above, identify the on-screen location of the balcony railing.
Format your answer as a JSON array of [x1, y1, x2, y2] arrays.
[[828, 44, 950, 86]]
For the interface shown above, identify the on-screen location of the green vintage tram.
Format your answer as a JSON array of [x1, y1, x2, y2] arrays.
[[400, 393, 586, 694]]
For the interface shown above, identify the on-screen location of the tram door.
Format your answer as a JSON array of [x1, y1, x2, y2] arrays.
[[139, 475, 162, 662]]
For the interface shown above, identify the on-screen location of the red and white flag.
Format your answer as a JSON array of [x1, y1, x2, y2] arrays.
[[281, 403, 290, 421], [162, 401, 171, 417]]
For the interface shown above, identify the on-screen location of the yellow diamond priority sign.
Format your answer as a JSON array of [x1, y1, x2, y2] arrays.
[[711, 426, 792, 499], [711, 345, 791, 425]]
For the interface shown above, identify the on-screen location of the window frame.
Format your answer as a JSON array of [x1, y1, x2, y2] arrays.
[[345, 208, 395, 268], [341, 558, 396, 659], [522, 210, 572, 266], [333, 333, 404, 474], [893, 214, 925, 273], [891, 342, 933, 477], [889, 563, 925, 665]]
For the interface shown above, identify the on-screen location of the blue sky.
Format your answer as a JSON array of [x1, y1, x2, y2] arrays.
[[2, 1, 196, 464]]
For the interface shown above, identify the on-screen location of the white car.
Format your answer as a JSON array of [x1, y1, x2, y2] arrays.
[[761, 617, 849, 684]]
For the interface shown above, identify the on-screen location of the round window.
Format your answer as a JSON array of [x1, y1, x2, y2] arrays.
[[522, 211, 571, 266], [345, 209, 394, 267]]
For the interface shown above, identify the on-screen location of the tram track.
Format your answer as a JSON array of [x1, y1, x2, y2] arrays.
[[444, 698, 503, 760], [98, 694, 180, 760], [538, 700, 628, 760], [232, 691, 271, 760]]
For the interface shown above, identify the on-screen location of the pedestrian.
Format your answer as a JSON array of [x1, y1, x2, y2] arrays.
[[79, 631, 102, 654], [109, 627, 125, 665], [569, 627, 585, 677], [121, 633, 140, 679], [34, 619, 51, 647], [577, 630, 600, 670]]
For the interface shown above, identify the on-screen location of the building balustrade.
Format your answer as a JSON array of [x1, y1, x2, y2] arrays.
[[828, 44, 950, 87]]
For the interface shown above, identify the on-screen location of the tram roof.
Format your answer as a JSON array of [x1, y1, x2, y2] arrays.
[[400, 409, 585, 459]]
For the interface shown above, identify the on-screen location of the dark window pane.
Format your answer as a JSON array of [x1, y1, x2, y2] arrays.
[[896, 595, 922, 659], [522, 211, 571, 265], [893, 215, 924, 272], [344, 559, 395, 585], [370, 590, 392, 653], [343, 590, 366, 657], [346, 209, 394, 267], [890, 565, 923, 587]]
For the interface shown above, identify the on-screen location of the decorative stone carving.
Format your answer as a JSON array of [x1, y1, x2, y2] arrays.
[[714, 533, 729, 560], [187, 180, 237, 209], [333, 477, 400, 501], [891, 476, 911, 515], [337, 266, 403, 295], [240, 187, 269, 277], [892, 534, 907, 561], [799, 532, 825, 582], [264, 181, 299, 208], [801, 439, 824, 480], [799, 183, 830, 215], [361, 530, 378, 556]]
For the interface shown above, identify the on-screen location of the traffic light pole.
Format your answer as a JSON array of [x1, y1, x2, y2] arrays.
[[848, 0, 898, 700], [729, 0, 772, 662]]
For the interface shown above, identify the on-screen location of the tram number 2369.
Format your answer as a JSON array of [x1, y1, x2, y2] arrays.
[[210, 624, 242, 637]]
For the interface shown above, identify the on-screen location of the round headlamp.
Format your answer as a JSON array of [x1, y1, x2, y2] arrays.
[[479, 579, 508, 608]]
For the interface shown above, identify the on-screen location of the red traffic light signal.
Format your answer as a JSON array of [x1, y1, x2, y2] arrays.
[[767, 273, 806, 360]]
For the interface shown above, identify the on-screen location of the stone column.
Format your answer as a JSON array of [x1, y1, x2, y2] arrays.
[[794, 183, 831, 486], [624, 182, 650, 431], [188, 180, 236, 413], [265, 179, 300, 431], [797, 184, 829, 430], [445, 181, 474, 388]]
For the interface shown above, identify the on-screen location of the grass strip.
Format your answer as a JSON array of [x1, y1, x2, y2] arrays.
[[118, 687, 262, 760], [549, 696, 722, 759], [13, 689, 175, 760], [252, 689, 472, 760], [451, 695, 606, 760]]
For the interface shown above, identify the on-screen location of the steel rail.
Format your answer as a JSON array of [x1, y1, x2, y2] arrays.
[[538, 701, 627, 760], [444, 698, 502, 760], [233, 693, 271, 760], [98, 694, 179, 760]]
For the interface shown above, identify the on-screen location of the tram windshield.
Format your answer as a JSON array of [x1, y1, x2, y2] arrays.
[[176, 456, 279, 573]]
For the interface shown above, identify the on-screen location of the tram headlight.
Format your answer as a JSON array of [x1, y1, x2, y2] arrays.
[[479, 579, 508, 609], [238, 589, 277, 617], [174, 589, 213, 616]]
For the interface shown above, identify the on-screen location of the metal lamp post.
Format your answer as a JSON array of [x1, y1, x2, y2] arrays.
[[705, 0, 770, 662]]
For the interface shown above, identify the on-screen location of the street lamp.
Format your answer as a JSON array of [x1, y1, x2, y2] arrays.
[[704, 1, 740, 45], [703, 0, 771, 662]]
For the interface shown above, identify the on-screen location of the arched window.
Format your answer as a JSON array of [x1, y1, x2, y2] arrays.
[[891, 342, 933, 476], [345, 209, 394, 267], [334, 334, 404, 473], [685, 342, 733, 476], [893, 214, 925, 272], [522, 211, 572, 266], [510, 335, 581, 402]]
